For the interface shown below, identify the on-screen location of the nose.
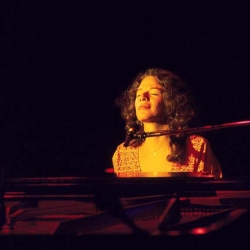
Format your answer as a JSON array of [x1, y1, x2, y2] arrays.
[[139, 93, 149, 101]]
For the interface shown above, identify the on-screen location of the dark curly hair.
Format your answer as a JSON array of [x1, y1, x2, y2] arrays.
[[115, 68, 199, 163]]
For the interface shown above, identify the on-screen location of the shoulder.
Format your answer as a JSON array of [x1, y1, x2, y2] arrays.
[[115, 143, 138, 152], [188, 135, 209, 144], [187, 135, 211, 152]]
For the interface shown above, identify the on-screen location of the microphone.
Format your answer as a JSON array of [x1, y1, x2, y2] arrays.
[[124, 126, 136, 147]]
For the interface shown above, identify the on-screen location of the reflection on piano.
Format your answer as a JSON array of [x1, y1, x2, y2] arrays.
[[1, 174, 250, 249]]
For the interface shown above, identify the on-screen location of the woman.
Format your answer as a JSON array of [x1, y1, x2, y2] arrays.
[[112, 68, 222, 179]]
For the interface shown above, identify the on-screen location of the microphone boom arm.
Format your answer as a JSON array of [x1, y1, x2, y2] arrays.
[[131, 120, 250, 141]]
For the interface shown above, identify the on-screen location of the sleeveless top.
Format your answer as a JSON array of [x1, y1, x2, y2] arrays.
[[112, 135, 222, 179]]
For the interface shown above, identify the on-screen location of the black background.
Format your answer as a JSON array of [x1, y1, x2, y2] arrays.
[[1, 1, 250, 179]]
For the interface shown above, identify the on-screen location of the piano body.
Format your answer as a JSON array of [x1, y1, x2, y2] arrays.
[[0, 173, 250, 249]]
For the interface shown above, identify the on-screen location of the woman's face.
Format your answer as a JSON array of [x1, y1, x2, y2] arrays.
[[135, 76, 166, 123]]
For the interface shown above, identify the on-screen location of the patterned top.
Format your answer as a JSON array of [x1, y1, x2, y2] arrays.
[[112, 135, 222, 179]]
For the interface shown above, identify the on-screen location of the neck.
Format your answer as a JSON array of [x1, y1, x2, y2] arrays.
[[142, 122, 170, 133]]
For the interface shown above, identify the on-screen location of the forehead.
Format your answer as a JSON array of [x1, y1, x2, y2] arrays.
[[138, 76, 162, 89]]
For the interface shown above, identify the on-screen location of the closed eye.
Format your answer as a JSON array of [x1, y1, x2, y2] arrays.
[[149, 91, 161, 96]]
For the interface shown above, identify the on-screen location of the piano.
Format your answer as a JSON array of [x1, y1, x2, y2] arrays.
[[0, 173, 250, 249]]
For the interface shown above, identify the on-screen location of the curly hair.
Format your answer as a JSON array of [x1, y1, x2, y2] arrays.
[[115, 68, 199, 163]]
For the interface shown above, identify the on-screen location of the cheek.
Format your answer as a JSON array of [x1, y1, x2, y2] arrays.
[[134, 100, 139, 108], [156, 100, 166, 112]]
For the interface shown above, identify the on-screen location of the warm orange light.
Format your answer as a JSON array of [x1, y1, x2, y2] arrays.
[[190, 227, 208, 235], [104, 168, 114, 173]]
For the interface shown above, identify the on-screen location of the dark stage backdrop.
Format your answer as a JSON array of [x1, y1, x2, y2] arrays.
[[1, 1, 250, 179]]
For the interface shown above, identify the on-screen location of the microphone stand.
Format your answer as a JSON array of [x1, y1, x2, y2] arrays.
[[129, 120, 250, 142]]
